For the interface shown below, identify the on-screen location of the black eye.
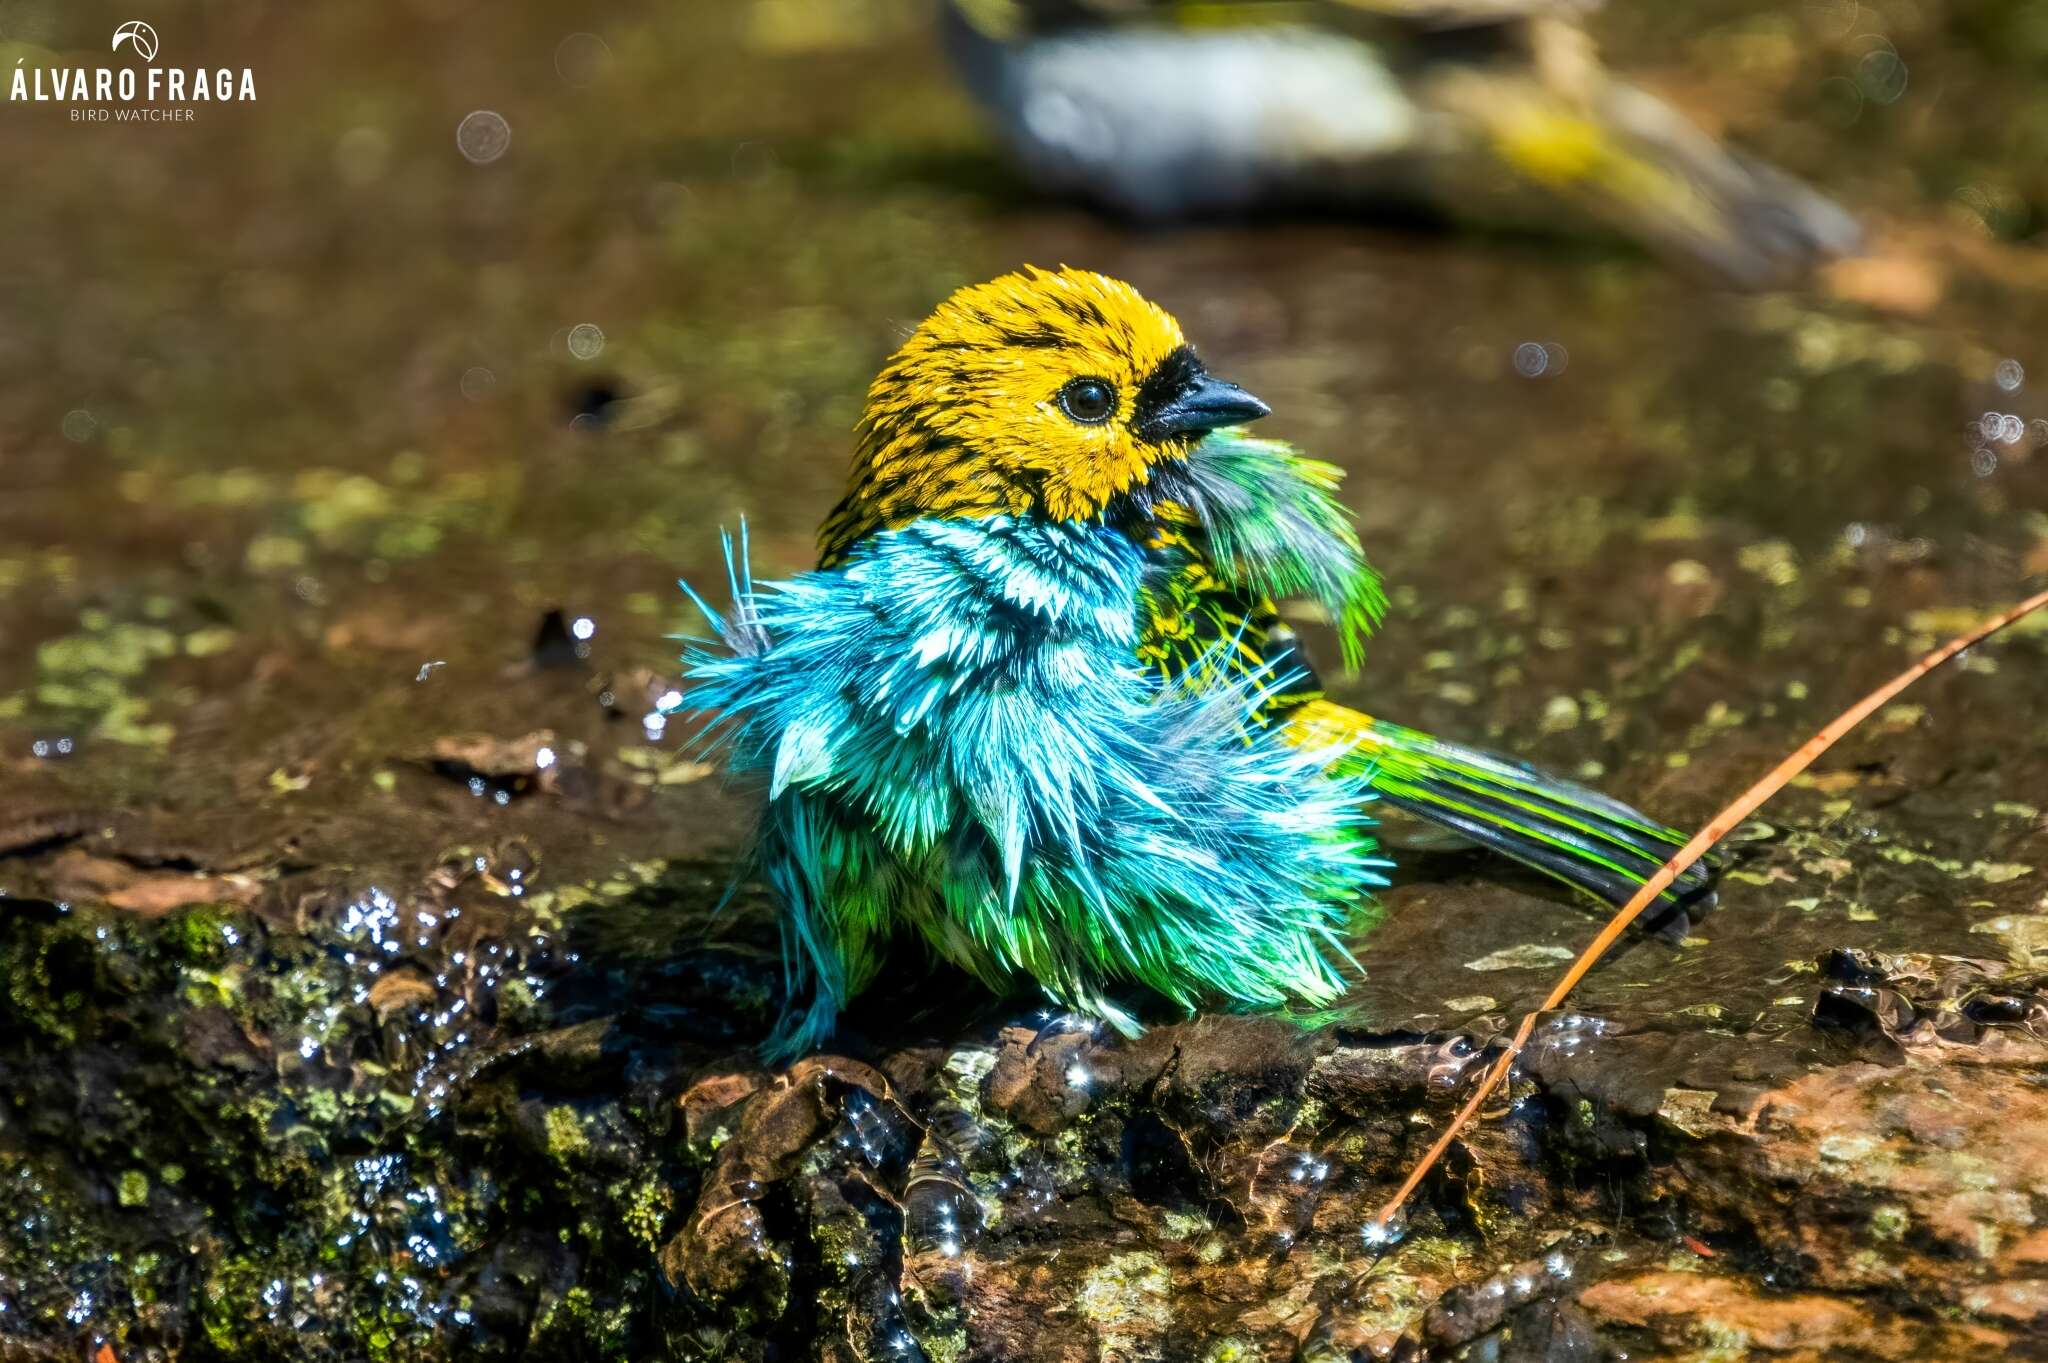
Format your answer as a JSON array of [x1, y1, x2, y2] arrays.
[[1057, 378, 1117, 424]]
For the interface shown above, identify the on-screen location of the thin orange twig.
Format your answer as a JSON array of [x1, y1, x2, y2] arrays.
[[1367, 585, 2048, 1239]]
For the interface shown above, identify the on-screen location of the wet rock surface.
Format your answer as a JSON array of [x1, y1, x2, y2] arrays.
[[4, 0, 2048, 1359], [10, 867, 2048, 1361]]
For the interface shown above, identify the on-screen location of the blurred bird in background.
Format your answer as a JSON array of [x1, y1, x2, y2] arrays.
[[681, 267, 1714, 1060], [940, 0, 1862, 287]]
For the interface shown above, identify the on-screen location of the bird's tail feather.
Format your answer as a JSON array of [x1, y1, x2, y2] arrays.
[[1286, 699, 1716, 910]]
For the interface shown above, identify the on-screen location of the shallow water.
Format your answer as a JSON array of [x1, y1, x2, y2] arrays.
[[3, 0, 2041, 1010], [1, 0, 2045, 1356]]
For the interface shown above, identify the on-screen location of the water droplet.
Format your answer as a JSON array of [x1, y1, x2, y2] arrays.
[[60, 409, 96, 443], [1512, 342, 1549, 378], [1855, 48, 1908, 104], [567, 323, 606, 361], [1814, 75, 1864, 128], [459, 366, 496, 402], [1806, 0, 1862, 39], [554, 32, 613, 86], [1995, 359, 2025, 392], [456, 110, 511, 165]]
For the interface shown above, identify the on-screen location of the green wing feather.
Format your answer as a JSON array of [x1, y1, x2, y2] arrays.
[[1138, 431, 1382, 718]]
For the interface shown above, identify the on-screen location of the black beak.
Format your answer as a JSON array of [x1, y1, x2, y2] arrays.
[[1137, 372, 1271, 442]]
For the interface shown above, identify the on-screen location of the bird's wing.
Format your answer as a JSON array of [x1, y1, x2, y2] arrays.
[[1135, 428, 1384, 716]]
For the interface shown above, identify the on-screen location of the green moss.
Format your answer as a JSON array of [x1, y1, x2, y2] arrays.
[[198, 1255, 273, 1353], [1697, 1316, 1752, 1351], [531, 1283, 637, 1362], [302, 1088, 343, 1126], [36, 622, 179, 680], [184, 626, 240, 657], [117, 1170, 150, 1207], [172, 905, 235, 964], [545, 1104, 592, 1164], [3, 926, 91, 1045], [915, 1319, 971, 1363], [616, 1174, 672, 1250], [1075, 1251, 1171, 1330]]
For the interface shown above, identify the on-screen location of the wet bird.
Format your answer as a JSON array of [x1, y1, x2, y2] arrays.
[[681, 267, 1711, 1060], [940, 0, 1859, 288]]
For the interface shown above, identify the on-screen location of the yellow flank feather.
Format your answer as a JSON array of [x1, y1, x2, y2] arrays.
[[1284, 696, 1380, 749], [819, 266, 1191, 564]]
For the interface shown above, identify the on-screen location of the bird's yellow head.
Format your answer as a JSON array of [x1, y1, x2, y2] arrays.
[[819, 266, 1270, 563]]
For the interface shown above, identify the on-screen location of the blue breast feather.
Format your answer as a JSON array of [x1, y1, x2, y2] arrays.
[[679, 516, 1386, 1060]]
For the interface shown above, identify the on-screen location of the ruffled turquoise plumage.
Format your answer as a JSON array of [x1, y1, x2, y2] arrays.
[[683, 515, 1385, 1061], [676, 266, 1710, 1061]]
